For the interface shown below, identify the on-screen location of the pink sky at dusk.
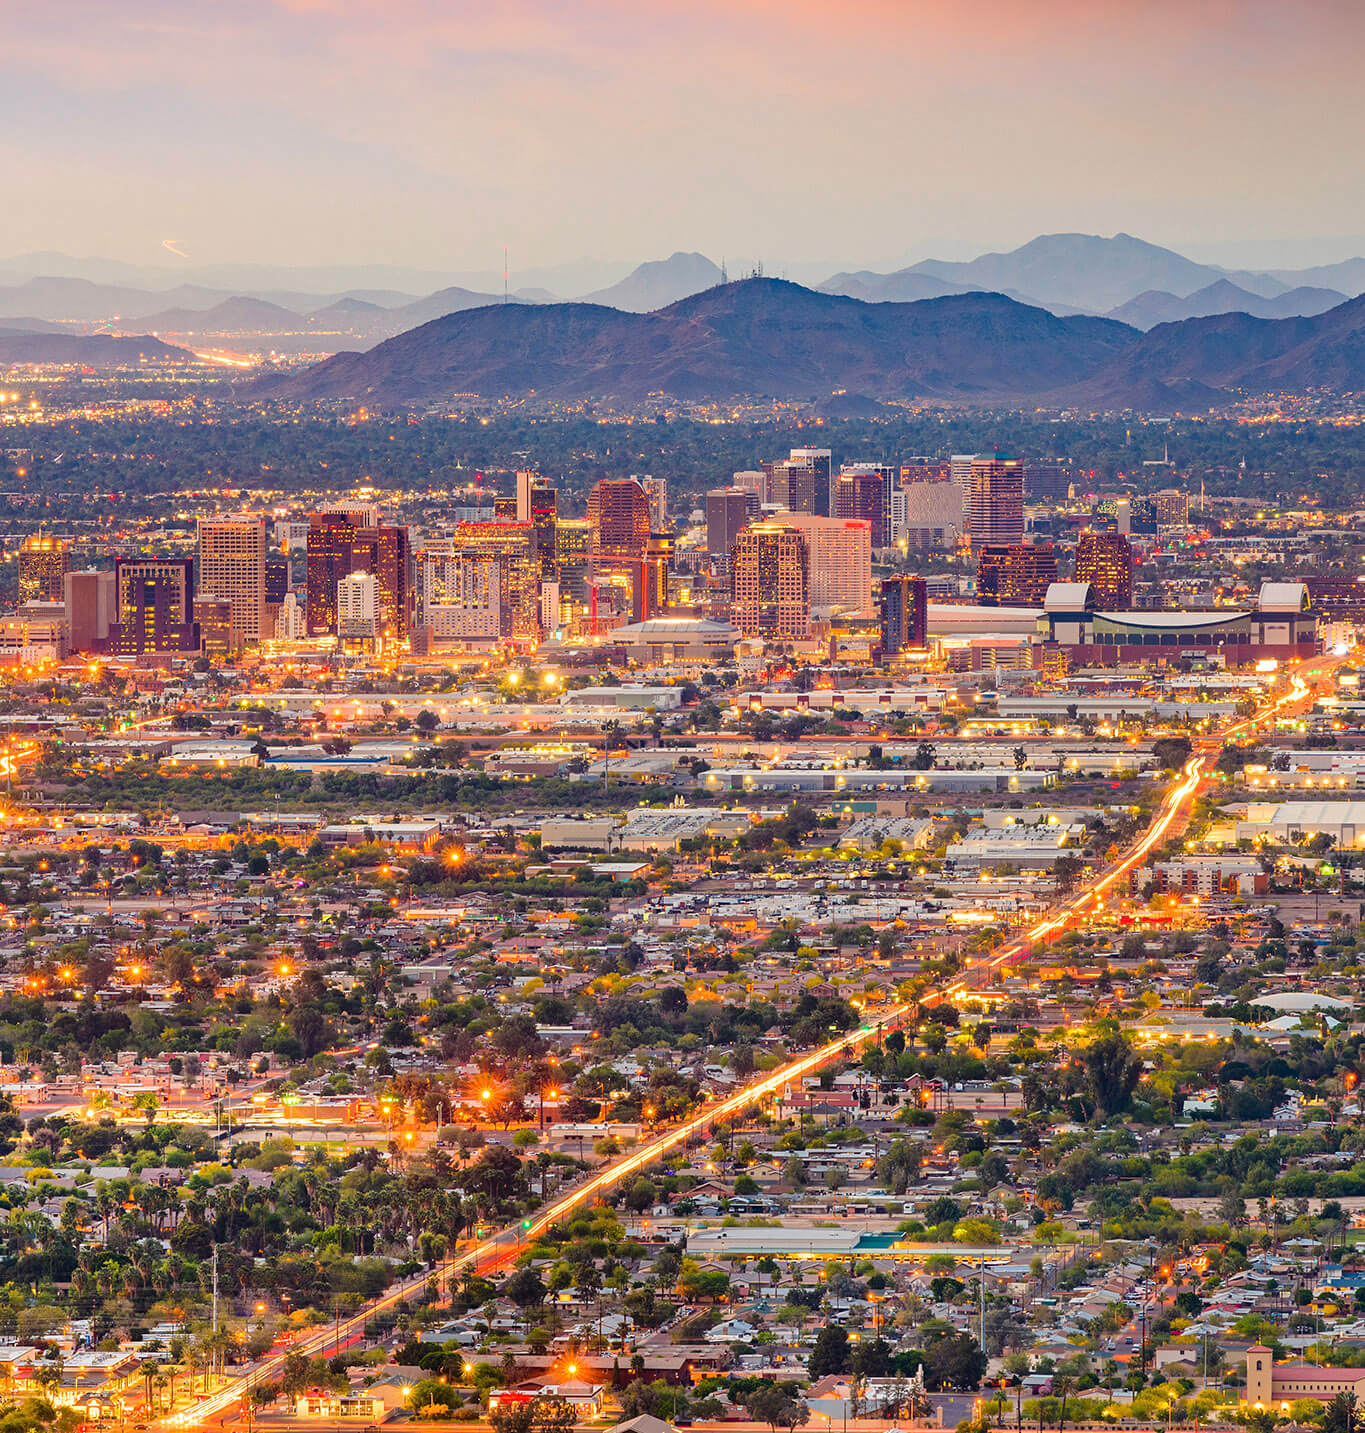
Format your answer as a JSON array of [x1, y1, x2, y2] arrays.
[[5, 0, 1364, 271]]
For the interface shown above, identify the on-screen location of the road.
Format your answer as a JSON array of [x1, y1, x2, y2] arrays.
[[163, 665, 1328, 1429]]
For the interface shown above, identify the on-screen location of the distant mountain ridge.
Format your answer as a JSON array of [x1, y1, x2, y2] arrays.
[[260, 278, 1137, 405], [1066, 293, 1365, 406], [1107, 279, 1348, 329], [4, 235, 1365, 346], [583, 252, 725, 311], [0, 333, 190, 365], [257, 278, 1365, 412]]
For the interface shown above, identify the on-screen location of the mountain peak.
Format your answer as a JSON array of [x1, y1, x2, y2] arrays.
[[582, 253, 724, 312]]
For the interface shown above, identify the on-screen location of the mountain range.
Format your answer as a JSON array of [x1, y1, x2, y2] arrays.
[[6, 234, 1365, 339], [257, 278, 1365, 412], [0, 332, 189, 365], [8, 234, 1365, 409]]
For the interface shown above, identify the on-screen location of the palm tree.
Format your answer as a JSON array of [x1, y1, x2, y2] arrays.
[[1053, 1376, 1074, 1433]]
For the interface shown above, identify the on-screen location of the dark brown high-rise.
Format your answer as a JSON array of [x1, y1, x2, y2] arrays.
[[347, 524, 412, 638], [977, 542, 1058, 606], [1074, 530, 1134, 608], [587, 479, 651, 561], [109, 558, 198, 655], [306, 512, 362, 637], [835, 465, 894, 548]]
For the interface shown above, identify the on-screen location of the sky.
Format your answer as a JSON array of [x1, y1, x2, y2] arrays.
[[6, 0, 1365, 275]]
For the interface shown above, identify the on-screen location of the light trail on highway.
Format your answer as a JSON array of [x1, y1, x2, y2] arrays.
[[163, 668, 1324, 1429]]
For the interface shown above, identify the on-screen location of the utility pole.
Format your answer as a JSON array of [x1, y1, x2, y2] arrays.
[[212, 1245, 219, 1336], [980, 1255, 986, 1355]]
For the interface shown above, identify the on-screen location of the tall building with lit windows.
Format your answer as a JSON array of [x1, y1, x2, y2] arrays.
[[306, 511, 364, 637], [346, 524, 412, 640], [448, 522, 540, 642], [17, 533, 68, 604], [1074, 530, 1134, 608], [774, 513, 872, 612], [766, 448, 833, 516], [878, 575, 928, 658], [197, 517, 268, 649], [587, 479, 651, 561], [835, 464, 894, 547], [337, 571, 379, 650], [977, 542, 1058, 606], [305, 511, 410, 639], [730, 523, 809, 639], [966, 456, 1025, 548], [109, 558, 198, 655]]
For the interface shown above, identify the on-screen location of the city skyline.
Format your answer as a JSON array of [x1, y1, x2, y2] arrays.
[[7, 1, 1365, 271]]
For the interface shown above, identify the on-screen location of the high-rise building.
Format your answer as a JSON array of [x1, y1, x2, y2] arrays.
[[774, 513, 873, 612], [448, 522, 540, 641], [1155, 490, 1190, 527], [587, 479, 651, 561], [835, 464, 894, 547], [515, 469, 538, 523], [897, 472, 963, 549], [529, 481, 558, 579], [265, 554, 289, 605], [109, 558, 197, 655], [966, 456, 1025, 548], [706, 487, 758, 563], [274, 592, 306, 640], [306, 511, 364, 637], [555, 519, 593, 601], [17, 534, 68, 604], [418, 551, 502, 642], [1023, 464, 1072, 501], [64, 568, 116, 654], [337, 571, 379, 649], [730, 523, 810, 639], [494, 496, 518, 520], [732, 470, 766, 503], [643, 532, 674, 620], [306, 511, 410, 640], [1075, 530, 1134, 608], [767, 447, 832, 516], [638, 475, 668, 531], [949, 453, 979, 515], [346, 524, 412, 639], [790, 448, 834, 517], [317, 500, 381, 527], [194, 596, 234, 659], [197, 517, 268, 649], [977, 542, 1058, 606], [879, 576, 928, 659]]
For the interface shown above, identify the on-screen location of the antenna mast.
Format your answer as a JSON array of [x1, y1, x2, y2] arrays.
[[504, 246, 509, 304]]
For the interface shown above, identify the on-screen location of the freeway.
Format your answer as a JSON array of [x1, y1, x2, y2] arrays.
[[164, 666, 1326, 1428]]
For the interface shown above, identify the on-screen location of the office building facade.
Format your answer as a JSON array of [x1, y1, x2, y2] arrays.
[[1075, 530, 1134, 608], [897, 473, 964, 549], [448, 522, 540, 641], [197, 517, 268, 649], [966, 456, 1025, 548], [109, 558, 197, 655], [18, 534, 68, 604], [730, 523, 810, 639], [775, 513, 873, 612], [977, 542, 1058, 606], [879, 576, 928, 658], [64, 568, 116, 654], [587, 478, 651, 562], [706, 487, 759, 563], [835, 464, 894, 547]]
